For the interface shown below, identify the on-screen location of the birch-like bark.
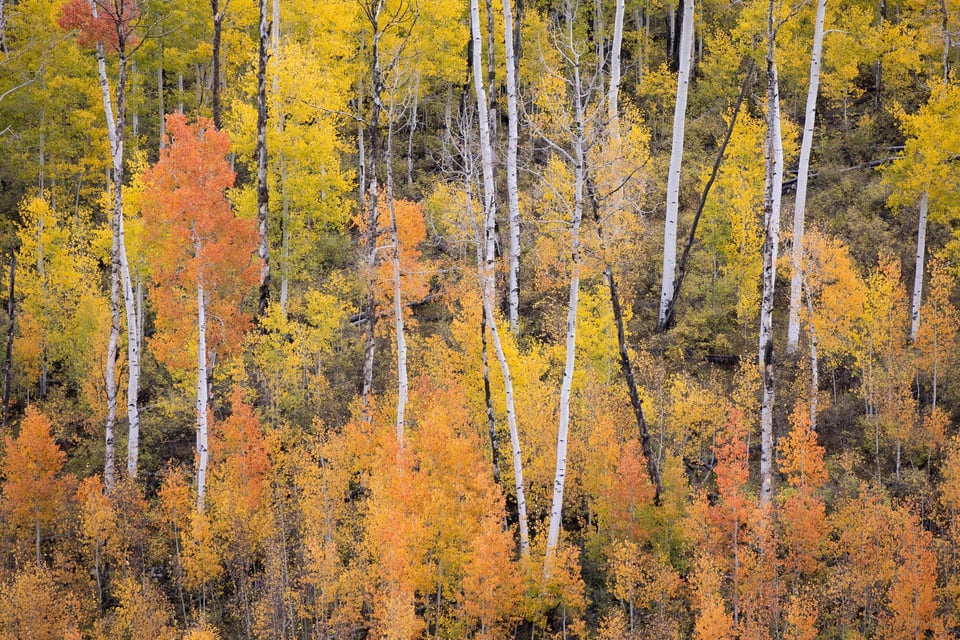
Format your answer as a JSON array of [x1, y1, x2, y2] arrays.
[[271, 0, 291, 315], [90, 2, 141, 481], [786, 0, 827, 355], [360, 0, 385, 417], [386, 115, 407, 446], [657, 0, 694, 331], [607, 0, 625, 138], [196, 280, 209, 512], [503, 0, 521, 333], [256, 0, 271, 316], [759, 0, 785, 509], [910, 191, 929, 342], [481, 309, 502, 485], [464, 102, 529, 556], [545, 24, 586, 574], [471, 0, 497, 308], [479, 227, 529, 556]]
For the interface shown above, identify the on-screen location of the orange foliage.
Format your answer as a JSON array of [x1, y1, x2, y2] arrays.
[[0, 567, 82, 639], [141, 114, 259, 373], [881, 508, 945, 638], [210, 388, 271, 513], [58, 0, 139, 51], [2, 406, 69, 559], [374, 198, 431, 325]]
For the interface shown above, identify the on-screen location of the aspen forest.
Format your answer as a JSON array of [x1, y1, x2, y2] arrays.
[[5, 0, 960, 637]]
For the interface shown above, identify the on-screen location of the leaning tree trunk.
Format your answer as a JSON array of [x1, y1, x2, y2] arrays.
[[503, 0, 522, 334], [256, 0, 270, 316], [466, 138, 530, 557], [657, 0, 694, 331], [759, 0, 784, 509], [786, 0, 827, 355]]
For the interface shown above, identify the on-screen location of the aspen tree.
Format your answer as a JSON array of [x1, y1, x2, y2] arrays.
[[470, 0, 529, 556], [60, 0, 143, 485], [759, 0, 785, 508], [657, 0, 694, 331], [786, 0, 827, 355]]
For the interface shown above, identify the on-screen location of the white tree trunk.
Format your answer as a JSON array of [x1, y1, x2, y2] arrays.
[[658, 0, 694, 329], [196, 280, 209, 513], [607, 0, 625, 138], [786, 0, 827, 355], [256, 0, 271, 315], [466, 147, 530, 557], [910, 191, 929, 342], [503, 0, 521, 334], [545, 35, 586, 575], [91, 8, 141, 481], [386, 115, 407, 447], [759, 0, 784, 509], [471, 0, 497, 307]]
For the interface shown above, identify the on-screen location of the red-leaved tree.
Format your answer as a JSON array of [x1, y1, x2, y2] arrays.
[[141, 113, 259, 512]]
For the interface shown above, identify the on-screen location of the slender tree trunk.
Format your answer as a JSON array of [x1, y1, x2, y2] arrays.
[[503, 0, 521, 334], [758, 0, 784, 509], [158, 57, 165, 148], [464, 108, 529, 557], [910, 191, 929, 342], [472, 0, 498, 309], [481, 247, 529, 557], [607, 266, 661, 499], [105, 237, 119, 491], [196, 280, 209, 512], [2, 251, 13, 430], [657, 0, 694, 331], [360, 0, 385, 417], [608, 0, 625, 138], [545, 22, 586, 573], [386, 115, 407, 447], [256, 0, 271, 316], [661, 59, 753, 330], [786, 0, 827, 355], [90, 4, 141, 481], [211, 0, 224, 129], [485, 0, 497, 139], [406, 74, 419, 187], [942, 0, 952, 82], [481, 309, 501, 485]]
